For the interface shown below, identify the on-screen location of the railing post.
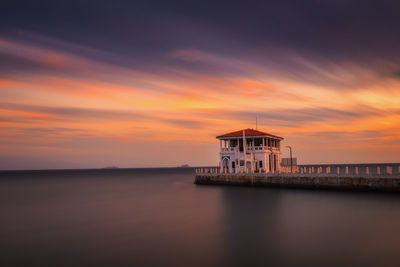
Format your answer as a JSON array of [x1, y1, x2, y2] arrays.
[[387, 166, 392, 175]]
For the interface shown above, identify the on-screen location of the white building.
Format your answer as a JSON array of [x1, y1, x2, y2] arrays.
[[217, 128, 283, 173]]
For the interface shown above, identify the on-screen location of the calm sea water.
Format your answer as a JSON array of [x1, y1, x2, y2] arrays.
[[1, 167, 400, 267]]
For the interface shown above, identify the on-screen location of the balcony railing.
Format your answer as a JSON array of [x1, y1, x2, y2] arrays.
[[220, 146, 280, 153], [220, 147, 236, 152]]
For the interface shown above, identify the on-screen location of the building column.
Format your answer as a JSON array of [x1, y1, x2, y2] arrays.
[[263, 153, 267, 172]]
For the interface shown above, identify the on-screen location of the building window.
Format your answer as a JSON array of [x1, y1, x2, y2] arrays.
[[239, 139, 243, 152], [255, 138, 262, 146], [259, 161, 263, 168], [240, 160, 245, 166]]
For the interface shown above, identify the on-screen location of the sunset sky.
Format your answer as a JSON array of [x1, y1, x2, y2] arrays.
[[1, 0, 400, 169]]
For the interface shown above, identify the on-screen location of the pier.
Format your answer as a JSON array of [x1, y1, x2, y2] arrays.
[[194, 165, 400, 192], [205, 128, 400, 192]]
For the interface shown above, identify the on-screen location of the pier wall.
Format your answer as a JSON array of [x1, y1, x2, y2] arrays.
[[194, 168, 400, 192]]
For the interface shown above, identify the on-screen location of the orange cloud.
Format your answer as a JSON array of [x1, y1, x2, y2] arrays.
[[1, 38, 400, 168], [41, 52, 66, 66]]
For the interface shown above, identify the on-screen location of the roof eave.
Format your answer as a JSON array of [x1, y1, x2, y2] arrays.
[[216, 135, 284, 140]]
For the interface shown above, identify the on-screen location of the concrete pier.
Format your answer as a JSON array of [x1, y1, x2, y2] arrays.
[[194, 168, 400, 192]]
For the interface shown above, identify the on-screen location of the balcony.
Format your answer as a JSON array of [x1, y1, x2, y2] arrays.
[[220, 146, 280, 153], [220, 147, 236, 152]]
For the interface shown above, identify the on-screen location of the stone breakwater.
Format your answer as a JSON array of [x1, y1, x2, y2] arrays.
[[195, 172, 400, 192]]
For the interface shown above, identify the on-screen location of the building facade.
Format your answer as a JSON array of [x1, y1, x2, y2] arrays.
[[217, 128, 283, 173]]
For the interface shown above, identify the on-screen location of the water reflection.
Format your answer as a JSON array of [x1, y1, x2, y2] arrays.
[[219, 187, 284, 266], [1, 168, 400, 266], [219, 187, 400, 267]]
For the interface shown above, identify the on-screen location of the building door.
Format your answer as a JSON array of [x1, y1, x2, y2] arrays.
[[223, 158, 229, 171], [246, 162, 252, 173]]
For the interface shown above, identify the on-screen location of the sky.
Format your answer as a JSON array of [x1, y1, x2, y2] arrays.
[[1, 0, 400, 169]]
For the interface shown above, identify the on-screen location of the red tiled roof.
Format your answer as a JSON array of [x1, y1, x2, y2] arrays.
[[216, 128, 283, 139]]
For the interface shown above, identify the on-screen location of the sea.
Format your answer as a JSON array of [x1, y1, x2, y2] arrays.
[[1, 167, 400, 267]]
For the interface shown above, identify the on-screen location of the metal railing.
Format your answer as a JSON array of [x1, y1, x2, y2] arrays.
[[220, 146, 280, 153], [195, 165, 400, 178]]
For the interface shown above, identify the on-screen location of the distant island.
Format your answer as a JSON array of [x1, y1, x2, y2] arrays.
[[179, 164, 190, 168]]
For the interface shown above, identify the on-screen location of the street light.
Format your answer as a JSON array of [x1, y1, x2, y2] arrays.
[[286, 146, 293, 173]]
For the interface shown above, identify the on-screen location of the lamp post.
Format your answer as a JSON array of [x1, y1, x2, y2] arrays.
[[286, 146, 293, 173]]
